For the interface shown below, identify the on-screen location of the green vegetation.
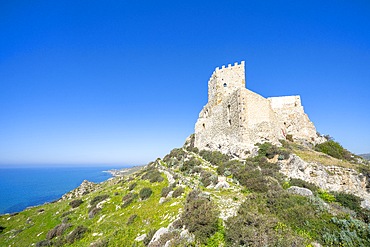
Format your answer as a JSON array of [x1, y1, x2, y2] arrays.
[[179, 190, 219, 244], [69, 199, 83, 208], [139, 187, 153, 200], [2, 143, 370, 246], [315, 140, 353, 161]]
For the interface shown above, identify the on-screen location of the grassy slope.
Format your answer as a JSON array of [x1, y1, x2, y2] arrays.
[[0, 170, 186, 246], [1, 144, 370, 246]]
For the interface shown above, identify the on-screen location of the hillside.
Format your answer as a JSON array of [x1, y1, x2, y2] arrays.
[[1, 139, 370, 246], [360, 153, 370, 161]]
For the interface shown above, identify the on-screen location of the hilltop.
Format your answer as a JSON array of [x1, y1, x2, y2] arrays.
[[360, 154, 370, 161]]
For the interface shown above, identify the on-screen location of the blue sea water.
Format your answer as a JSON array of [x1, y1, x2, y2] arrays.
[[0, 166, 126, 215]]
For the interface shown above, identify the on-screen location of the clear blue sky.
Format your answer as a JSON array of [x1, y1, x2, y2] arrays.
[[1, 1, 369, 166]]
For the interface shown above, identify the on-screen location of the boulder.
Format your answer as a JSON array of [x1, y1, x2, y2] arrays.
[[287, 186, 313, 197]]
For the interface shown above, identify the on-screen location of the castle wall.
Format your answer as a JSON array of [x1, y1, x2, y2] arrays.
[[268, 96, 318, 142], [195, 89, 244, 154], [208, 62, 245, 107], [194, 61, 321, 157]]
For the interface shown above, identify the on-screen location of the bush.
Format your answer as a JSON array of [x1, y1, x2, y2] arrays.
[[127, 214, 137, 225], [122, 193, 138, 208], [333, 192, 362, 212], [288, 178, 318, 192], [180, 156, 201, 174], [90, 194, 109, 207], [36, 240, 52, 247], [128, 182, 137, 191], [180, 190, 219, 244], [172, 187, 184, 198], [163, 148, 187, 164], [318, 189, 336, 203], [141, 169, 164, 183], [199, 150, 230, 166], [139, 187, 153, 200], [322, 217, 370, 246], [46, 223, 71, 240], [0, 225, 5, 233], [286, 134, 294, 142], [66, 225, 88, 244], [257, 142, 289, 160], [88, 207, 101, 219], [226, 198, 304, 247], [200, 170, 218, 187], [69, 199, 83, 208], [161, 187, 171, 197], [315, 140, 353, 161]]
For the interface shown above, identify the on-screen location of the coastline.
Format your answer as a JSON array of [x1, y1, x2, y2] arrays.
[[0, 166, 120, 215], [105, 165, 145, 177]]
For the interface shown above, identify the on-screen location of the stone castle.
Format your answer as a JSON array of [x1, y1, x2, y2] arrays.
[[194, 61, 323, 157]]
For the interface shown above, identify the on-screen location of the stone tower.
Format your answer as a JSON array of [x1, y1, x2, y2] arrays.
[[194, 61, 321, 157]]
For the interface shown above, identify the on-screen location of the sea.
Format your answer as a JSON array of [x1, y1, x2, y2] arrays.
[[0, 166, 129, 215]]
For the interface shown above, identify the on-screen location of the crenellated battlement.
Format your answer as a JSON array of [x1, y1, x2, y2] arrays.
[[195, 60, 322, 158], [208, 61, 246, 105], [215, 61, 245, 72]]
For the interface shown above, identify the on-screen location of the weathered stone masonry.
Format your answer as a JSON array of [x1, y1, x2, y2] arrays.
[[194, 61, 322, 157]]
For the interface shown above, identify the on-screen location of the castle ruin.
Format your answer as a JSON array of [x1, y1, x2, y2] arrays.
[[194, 61, 322, 157]]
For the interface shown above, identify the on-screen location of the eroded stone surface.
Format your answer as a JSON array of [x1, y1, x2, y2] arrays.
[[280, 155, 370, 208], [194, 61, 323, 157]]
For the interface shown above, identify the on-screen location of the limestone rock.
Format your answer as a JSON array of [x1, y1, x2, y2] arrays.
[[148, 227, 169, 247], [279, 154, 370, 208], [62, 180, 96, 200], [135, 233, 146, 242], [287, 186, 313, 197]]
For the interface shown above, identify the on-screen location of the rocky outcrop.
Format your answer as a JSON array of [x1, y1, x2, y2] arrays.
[[279, 155, 370, 208], [61, 180, 97, 200], [287, 186, 313, 197]]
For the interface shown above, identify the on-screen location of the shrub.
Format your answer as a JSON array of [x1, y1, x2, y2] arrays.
[[128, 182, 137, 191], [90, 194, 109, 207], [172, 187, 184, 198], [88, 207, 101, 219], [36, 240, 52, 247], [141, 169, 164, 183], [322, 217, 370, 246], [257, 142, 289, 160], [46, 223, 71, 240], [69, 199, 83, 208], [180, 190, 219, 244], [332, 192, 370, 222], [139, 187, 153, 200], [289, 178, 318, 192], [200, 170, 218, 187], [163, 148, 187, 163], [66, 225, 88, 244], [226, 199, 304, 247], [315, 140, 353, 161], [180, 156, 201, 174], [199, 150, 230, 166], [217, 159, 242, 176], [143, 228, 157, 246], [127, 214, 137, 225], [318, 189, 336, 203], [186, 146, 199, 153], [0, 225, 5, 233], [161, 187, 171, 198], [122, 192, 138, 208], [286, 134, 294, 142]]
